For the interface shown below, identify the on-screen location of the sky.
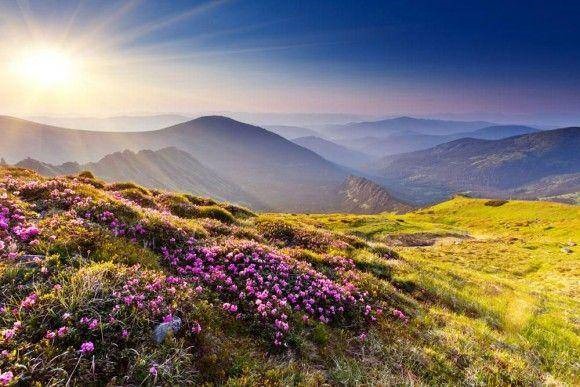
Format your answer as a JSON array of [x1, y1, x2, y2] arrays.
[[1, 0, 579, 124]]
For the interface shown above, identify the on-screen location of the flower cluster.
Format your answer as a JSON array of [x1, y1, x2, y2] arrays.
[[162, 241, 377, 345], [0, 197, 40, 259], [1, 176, 87, 210], [0, 370, 13, 386], [1, 173, 379, 348], [74, 198, 377, 344]]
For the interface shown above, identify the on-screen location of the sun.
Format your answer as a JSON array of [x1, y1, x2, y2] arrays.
[[15, 47, 77, 88]]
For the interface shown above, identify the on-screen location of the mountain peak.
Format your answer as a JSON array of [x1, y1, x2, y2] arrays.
[[189, 115, 241, 125]]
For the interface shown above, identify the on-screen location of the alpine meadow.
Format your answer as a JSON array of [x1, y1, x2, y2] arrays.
[[0, 1, 578, 386]]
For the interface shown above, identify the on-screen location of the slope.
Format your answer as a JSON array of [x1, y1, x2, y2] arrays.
[[17, 147, 263, 208], [368, 127, 580, 201], [2, 168, 577, 385], [0, 115, 351, 212]]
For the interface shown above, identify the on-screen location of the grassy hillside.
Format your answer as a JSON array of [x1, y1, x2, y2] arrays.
[[269, 196, 579, 383], [1, 168, 577, 385]]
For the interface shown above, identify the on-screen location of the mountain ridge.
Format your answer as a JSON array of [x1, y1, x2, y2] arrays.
[[368, 127, 580, 202]]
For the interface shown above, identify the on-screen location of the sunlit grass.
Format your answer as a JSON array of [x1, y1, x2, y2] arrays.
[[271, 196, 580, 383]]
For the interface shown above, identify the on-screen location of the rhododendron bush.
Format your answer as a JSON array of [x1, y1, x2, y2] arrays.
[[0, 170, 390, 385]]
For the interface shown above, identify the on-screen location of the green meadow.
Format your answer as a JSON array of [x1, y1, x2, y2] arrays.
[[266, 196, 579, 384]]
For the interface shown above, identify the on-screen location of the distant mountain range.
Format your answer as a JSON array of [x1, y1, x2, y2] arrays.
[[17, 148, 262, 208], [2, 114, 577, 209], [323, 116, 497, 138], [16, 148, 411, 214], [342, 125, 539, 157], [1, 115, 412, 213], [291, 136, 373, 169], [368, 127, 580, 202]]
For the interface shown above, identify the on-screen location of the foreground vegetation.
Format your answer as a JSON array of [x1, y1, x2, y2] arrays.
[[0, 167, 578, 385]]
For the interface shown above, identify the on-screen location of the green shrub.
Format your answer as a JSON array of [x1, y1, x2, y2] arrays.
[[77, 170, 95, 179], [106, 181, 150, 195], [485, 199, 509, 207], [118, 188, 157, 208], [184, 194, 217, 206], [311, 323, 329, 346], [91, 237, 160, 269], [352, 250, 392, 280], [220, 203, 256, 219], [197, 205, 235, 223]]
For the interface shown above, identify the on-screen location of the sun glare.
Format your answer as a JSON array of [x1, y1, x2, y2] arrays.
[[15, 48, 77, 88]]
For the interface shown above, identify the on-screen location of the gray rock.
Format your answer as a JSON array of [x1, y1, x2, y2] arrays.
[[153, 317, 182, 343]]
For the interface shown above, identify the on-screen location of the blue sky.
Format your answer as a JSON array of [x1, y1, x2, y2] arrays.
[[1, 0, 579, 123]]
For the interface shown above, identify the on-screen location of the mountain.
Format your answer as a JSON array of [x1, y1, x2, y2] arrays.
[[334, 175, 413, 214], [325, 116, 495, 139], [343, 134, 449, 157], [292, 136, 374, 169], [15, 150, 411, 214], [0, 115, 356, 211], [16, 148, 263, 208], [1, 115, 412, 212], [368, 127, 580, 202], [263, 125, 321, 139], [343, 125, 539, 157], [16, 158, 80, 177], [29, 114, 190, 132]]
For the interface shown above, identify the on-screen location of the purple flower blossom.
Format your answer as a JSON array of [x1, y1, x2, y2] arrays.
[[80, 341, 94, 354], [88, 319, 99, 330], [57, 326, 68, 337], [191, 321, 202, 334], [0, 371, 14, 386], [20, 293, 37, 309], [45, 330, 56, 340]]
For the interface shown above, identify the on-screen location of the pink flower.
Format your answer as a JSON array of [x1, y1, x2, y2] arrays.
[[121, 329, 129, 339], [191, 322, 202, 334], [79, 341, 94, 354], [20, 293, 37, 309], [149, 366, 158, 376], [57, 326, 68, 337], [45, 330, 56, 340], [88, 319, 99, 330], [62, 312, 71, 320], [0, 371, 14, 386], [392, 309, 408, 322], [2, 329, 15, 341]]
